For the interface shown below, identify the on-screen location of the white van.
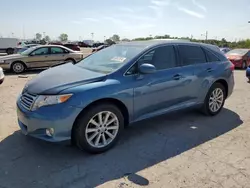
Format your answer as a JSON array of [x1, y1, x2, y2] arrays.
[[0, 38, 19, 54]]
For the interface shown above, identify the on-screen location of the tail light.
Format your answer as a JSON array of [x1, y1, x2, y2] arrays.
[[230, 63, 235, 71]]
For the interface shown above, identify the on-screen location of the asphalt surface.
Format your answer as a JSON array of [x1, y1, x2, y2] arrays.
[[0, 70, 249, 188]]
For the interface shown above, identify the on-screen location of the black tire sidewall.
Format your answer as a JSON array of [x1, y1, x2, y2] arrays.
[[74, 104, 124, 153], [203, 83, 226, 116]]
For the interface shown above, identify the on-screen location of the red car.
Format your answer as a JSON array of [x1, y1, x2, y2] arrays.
[[63, 43, 81, 51], [226, 49, 250, 69]]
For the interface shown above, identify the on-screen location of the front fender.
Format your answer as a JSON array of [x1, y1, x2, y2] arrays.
[[60, 79, 134, 120]]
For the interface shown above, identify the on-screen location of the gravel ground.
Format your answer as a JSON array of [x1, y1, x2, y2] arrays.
[[0, 70, 249, 188]]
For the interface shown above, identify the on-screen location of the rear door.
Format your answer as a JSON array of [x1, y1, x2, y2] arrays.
[[49, 47, 68, 66], [177, 44, 209, 103], [188, 46, 221, 103], [26, 47, 50, 68]]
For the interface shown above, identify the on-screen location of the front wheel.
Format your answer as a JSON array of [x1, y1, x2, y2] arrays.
[[201, 83, 226, 116], [73, 104, 124, 153], [11, 62, 25, 74]]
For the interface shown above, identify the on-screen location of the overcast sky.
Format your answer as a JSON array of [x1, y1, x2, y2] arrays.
[[0, 0, 250, 41]]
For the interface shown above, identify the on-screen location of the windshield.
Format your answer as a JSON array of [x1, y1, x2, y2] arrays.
[[226, 49, 249, 56], [20, 46, 37, 55], [76, 44, 146, 73]]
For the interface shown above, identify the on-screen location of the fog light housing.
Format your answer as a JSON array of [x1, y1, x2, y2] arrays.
[[46, 128, 54, 137]]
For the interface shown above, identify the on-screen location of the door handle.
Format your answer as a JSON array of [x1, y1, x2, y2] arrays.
[[206, 68, 214, 72], [173, 74, 183, 80]]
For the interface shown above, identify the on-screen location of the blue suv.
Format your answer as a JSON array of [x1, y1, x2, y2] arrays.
[[17, 40, 235, 153]]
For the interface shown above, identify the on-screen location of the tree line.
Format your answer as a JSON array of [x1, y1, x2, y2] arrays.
[[33, 32, 250, 48]]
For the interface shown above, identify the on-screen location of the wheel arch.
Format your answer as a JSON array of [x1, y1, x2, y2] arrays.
[[213, 79, 228, 98], [71, 97, 129, 141], [65, 58, 76, 63], [10, 60, 28, 69]]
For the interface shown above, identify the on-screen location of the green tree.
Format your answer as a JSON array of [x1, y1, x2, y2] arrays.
[[110, 34, 120, 42], [105, 39, 116, 45], [59, 33, 68, 42], [35, 33, 42, 40], [44, 35, 51, 42]]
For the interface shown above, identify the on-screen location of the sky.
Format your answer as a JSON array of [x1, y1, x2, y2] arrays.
[[0, 0, 250, 42]]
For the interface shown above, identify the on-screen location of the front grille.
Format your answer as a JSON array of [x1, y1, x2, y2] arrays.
[[20, 92, 37, 110]]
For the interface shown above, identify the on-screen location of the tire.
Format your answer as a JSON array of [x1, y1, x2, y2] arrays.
[[242, 61, 247, 70], [73, 103, 124, 153], [65, 58, 76, 64], [201, 83, 226, 116], [11, 62, 25, 74], [6, 48, 14, 55]]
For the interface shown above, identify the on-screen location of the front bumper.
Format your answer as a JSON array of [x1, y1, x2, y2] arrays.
[[0, 63, 10, 70], [16, 95, 82, 142]]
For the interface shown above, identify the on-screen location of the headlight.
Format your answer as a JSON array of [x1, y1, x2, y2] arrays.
[[31, 94, 73, 111], [0, 60, 5, 63]]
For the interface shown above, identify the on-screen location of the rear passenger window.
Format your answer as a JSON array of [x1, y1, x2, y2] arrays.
[[178, 45, 206, 66], [205, 49, 220, 62]]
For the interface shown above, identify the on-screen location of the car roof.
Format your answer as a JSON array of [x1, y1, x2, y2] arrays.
[[116, 39, 219, 51]]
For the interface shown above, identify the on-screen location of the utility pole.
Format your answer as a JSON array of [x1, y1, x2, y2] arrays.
[[205, 31, 208, 41], [91, 32, 94, 40]]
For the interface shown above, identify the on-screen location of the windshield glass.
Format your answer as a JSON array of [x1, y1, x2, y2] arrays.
[[76, 44, 146, 73], [20, 47, 37, 55], [226, 49, 249, 56]]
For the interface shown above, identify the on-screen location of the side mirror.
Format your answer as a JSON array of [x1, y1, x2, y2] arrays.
[[139, 63, 156, 74]]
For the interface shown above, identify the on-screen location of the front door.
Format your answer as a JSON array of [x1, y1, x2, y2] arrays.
[[26, 47, 51, 68], [132, 45, 188, 121]]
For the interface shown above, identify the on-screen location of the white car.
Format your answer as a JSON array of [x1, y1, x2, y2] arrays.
[[0, 67, 4, 84]]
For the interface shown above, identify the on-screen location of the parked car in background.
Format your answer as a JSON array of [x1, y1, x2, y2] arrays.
[[92, 45, 109, 53], [92, 43, 104, 48], [0, 45, 83, 73], [220, 47, 231, 54], [49, 42, 63, 45], [78, 42, 91, 48], [16, 40, 234, 153], [0, 38, 19, 54], [225, 49, 250, 69], [246, 66, 250, 82], [63, 43, 81, 51], [0, 67, 4, 84], [15, 44, 39, 54]]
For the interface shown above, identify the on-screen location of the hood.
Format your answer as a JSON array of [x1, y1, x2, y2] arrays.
[[0, 54, 23, 61], [25, 63, 106, 94], [226, 55, 243, 60]]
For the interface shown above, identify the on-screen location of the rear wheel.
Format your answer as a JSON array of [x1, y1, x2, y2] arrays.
[[201, 83, 226, 116], [73, 104, 124, 153], [65, 58, 76, 64], [11, 62, 25, 74], [6, 48, 14, 55]]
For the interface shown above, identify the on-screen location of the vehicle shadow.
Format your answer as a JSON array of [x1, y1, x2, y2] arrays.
[[4, 69, 45, 76], [0, 108, 243, 188]]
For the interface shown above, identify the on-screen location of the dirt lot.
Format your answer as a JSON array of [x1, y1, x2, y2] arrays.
[[0, 70, 250, 188]]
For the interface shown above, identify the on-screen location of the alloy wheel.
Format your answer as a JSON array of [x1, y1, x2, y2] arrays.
[[85, 111, 119, 148], [209, 88, 224, 112]]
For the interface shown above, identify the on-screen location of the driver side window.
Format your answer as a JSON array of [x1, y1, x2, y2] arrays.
[[125, 45, 177, 75], [31, 48, 49, 56]]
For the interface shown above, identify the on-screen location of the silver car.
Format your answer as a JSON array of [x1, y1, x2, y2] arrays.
[[0, 45, 84, 73]]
